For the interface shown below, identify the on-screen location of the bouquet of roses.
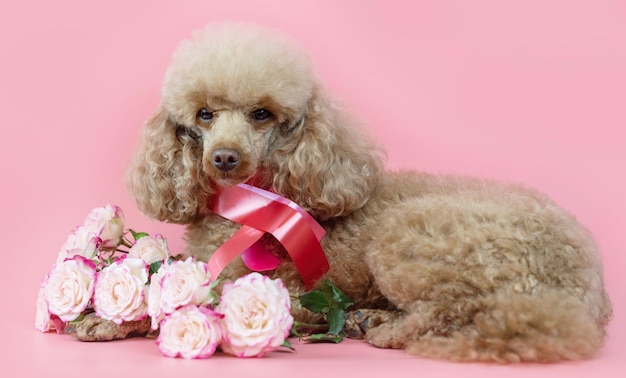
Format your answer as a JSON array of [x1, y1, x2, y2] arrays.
[[35, 205, 294, 359]]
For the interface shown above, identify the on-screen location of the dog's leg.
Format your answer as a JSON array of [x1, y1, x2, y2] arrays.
[[68, 314, 152, 341], [343, 309, 402, 339], [362, 301, 464, 350]]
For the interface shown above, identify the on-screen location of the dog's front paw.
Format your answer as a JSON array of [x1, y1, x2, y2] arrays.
[[365, 321, 406, 349], [344, 309, 401, 340], [68, 314, 151, 342]]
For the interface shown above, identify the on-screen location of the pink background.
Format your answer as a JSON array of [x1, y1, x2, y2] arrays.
[[1, 0, 624, 376]]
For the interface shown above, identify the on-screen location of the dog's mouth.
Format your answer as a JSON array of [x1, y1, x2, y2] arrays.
[[209, 168, 270, 191], [208, 168, 251, 187], [212, 176, 249, 188], [208, 166, 268, 188]]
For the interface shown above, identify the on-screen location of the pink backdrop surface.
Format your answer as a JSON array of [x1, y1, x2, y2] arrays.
[[1, 0, 624, 376]]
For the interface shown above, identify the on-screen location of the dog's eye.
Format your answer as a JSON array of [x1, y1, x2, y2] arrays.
[[197, 108, 214, 123], [251, 109, 273, 122]]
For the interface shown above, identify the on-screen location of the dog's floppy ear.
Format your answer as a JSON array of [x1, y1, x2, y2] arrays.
[[126, 107, 210, 224], [271, 90, 384, 220]]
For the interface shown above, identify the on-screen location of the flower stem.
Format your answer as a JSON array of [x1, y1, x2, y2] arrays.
[[290, 321, 329, 337], [119, 238, 134, 249]]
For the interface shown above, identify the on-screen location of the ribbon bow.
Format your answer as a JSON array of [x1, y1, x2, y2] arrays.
[[207, 184, 329, 290]]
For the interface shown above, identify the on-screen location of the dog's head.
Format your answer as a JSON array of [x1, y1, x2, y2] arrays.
[[127, 23, 383, 223]]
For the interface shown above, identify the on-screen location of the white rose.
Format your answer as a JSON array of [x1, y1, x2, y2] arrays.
[[56, 226, 101, 264], [92, 258, 149, 324], [128, 235, 169, 265], [147, 258, 216, 330], [35, 287, 52, 332], [152, 257, 214, 315], [83, 204, 125, 249], [147, 265, 167, 330], [44, 256, 97, 322], [217, 273, 293, 357], [157, 305, 223, 359]]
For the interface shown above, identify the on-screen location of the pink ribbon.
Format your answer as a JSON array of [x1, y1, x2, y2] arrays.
[[207, 184, 329, 290]]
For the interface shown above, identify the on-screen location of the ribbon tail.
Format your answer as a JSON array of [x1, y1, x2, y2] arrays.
[[272, 214, 329, 290], [207, 226, 265, 280]]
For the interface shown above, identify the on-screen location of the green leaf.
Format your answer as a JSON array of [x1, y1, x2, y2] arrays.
[[323, 279, 354, 310], [209, 278, 221, 290], [68, 313, 85, 324], [281, 339, 295, 351], [318, 279, 334, 303], [295, 280, 354, 344], [206, 291, 220, 306], [332, 289, 354, 310], [130, 229, 149, 241], [298, 291, 329, 314], [149, 261, 163, 275], [326, 308, 346, 335]]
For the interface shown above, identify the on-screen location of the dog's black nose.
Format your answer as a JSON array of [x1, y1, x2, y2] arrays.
[[211, 148, 241, 171]]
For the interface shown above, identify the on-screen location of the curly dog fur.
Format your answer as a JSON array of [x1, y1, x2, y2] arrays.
[[124, 23, 611, 362]]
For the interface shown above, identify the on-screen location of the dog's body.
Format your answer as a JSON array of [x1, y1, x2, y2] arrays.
[[122, 23, 611, 362]]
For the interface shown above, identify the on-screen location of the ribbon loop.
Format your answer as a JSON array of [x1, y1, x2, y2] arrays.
[[208, 184, 329, 290]]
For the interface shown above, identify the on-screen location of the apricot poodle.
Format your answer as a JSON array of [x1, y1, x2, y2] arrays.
[[123, 23, 612, 362]]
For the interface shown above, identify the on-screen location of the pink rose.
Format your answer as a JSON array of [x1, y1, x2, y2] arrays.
[[56, 226, 101, 264], [128, 234, 169, 265], [217, 273, 293, 357], [92, 258, 149, 324], [43, 256, 97, 322], [83, 205, 125, 249], [147, 257, 217, 330], [156, 305, 223, 359]]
